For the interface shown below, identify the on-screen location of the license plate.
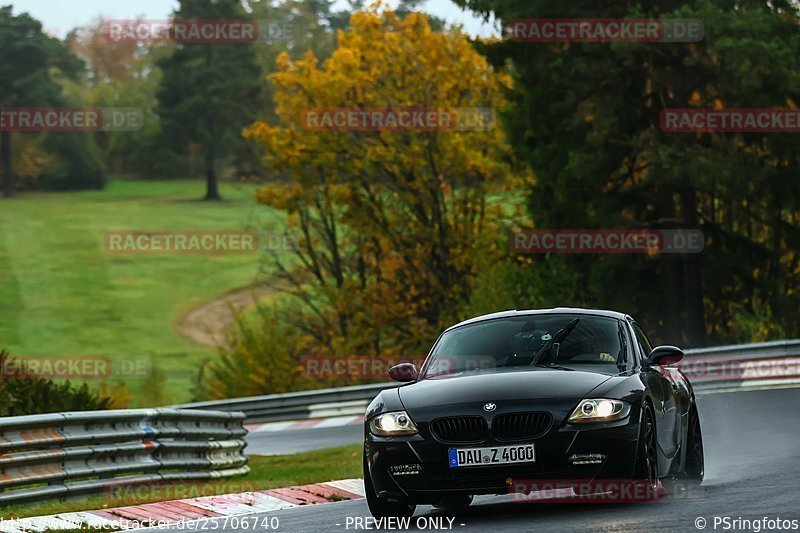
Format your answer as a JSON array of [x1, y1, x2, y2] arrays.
[[448, 444, 535, 468]]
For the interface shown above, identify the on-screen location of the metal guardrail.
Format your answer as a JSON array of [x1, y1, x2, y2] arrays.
[[683, 339, 800, 358], [681, 339, 800, 391], [5, 343, 793, 508], [0, 408, 248, 506], [176, 340, 800, 423], [176, 383, 391, 423]]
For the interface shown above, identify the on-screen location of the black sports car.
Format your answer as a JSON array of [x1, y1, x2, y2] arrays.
[[363, 308, 704, 517]]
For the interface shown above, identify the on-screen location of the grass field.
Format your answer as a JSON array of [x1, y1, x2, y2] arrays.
[[1, 445, 363, 519], [0, 179, 288, 404]]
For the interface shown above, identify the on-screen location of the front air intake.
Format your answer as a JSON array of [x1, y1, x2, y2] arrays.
[[430, 416, 488, 443], [492, 412, 552, 441]]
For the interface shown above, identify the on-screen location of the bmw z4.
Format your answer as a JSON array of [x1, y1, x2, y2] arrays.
[[363, 308, 704, 517]]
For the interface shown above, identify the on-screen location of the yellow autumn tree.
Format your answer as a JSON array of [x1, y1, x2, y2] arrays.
[[11, 134, 52, 189], [242, 7, 516, 375]]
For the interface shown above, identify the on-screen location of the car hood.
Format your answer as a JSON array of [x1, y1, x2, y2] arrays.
[[398, 369, 613, 411]]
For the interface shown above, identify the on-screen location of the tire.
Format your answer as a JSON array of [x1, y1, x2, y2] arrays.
[[364, 456, 416, 518], [680, 405, 705, 482], [632, 402, 659, 499], [433, 493, 473, 514]]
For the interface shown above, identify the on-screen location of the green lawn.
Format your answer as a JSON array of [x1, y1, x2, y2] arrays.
[[0, 179, 287, 404], [0, 445, 363, 519]]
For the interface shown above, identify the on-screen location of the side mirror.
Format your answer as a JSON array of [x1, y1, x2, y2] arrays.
[[647, 345, 684, 366], [388, 363, 418, 382]]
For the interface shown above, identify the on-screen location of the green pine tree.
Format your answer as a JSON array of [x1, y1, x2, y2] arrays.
[[156, 0, 261, 200], [454, 0, 800, 346], [0, 6, 95, 196]]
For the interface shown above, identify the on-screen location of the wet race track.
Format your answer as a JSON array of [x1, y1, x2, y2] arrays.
[[147, 387, 800, 533], [245, 425, 362, 456]]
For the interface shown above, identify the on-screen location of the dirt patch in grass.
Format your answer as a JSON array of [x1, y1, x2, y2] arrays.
[[174, 280, 287, 347]]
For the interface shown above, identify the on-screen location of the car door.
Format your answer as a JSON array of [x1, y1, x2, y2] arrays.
[[631, 321, 680, 457]]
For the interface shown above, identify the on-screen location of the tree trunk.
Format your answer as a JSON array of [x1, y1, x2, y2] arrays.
[[1, 131, 14, 198], [202, 43, 221, 202], [680, 188, 707, 347], [203, 143, 220, 201]]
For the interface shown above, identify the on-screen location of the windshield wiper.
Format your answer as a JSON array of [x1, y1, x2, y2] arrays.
[[532, 362, 575, 371], [530, 318, 581, 366]]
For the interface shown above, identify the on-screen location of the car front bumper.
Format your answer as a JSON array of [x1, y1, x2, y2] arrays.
[[365, 407, 642, 504]]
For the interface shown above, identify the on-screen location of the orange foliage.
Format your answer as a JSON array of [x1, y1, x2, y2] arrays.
[[244, 8, 516, 363]]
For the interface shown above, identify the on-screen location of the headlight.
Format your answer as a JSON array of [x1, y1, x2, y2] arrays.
[[568, 399, 630, 423], [369, 411, 419, 436]]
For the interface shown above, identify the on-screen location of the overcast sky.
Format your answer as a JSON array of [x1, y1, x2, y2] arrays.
[[10, 0, 498, 38]]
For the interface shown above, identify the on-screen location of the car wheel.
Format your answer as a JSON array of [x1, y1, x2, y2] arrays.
[[433, 493, 473, 514], [633, 402, 659, 498], [681, 405, 705, 482], [364, 456, 416, 518]]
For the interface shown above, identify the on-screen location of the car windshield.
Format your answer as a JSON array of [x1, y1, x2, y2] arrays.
[[422, 314, 625, 378]]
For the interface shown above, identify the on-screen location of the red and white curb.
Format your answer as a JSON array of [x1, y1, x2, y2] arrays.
[[0, 479, 365, 532], [245, 415, 364, 433]]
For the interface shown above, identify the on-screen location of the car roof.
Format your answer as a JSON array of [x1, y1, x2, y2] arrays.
[[444, 307, 632, 333]]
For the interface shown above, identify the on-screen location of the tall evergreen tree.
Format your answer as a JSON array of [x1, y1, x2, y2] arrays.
[[454, 0, 800, 346], [156, 0, 261, 200], [0, 6, 83, 197]]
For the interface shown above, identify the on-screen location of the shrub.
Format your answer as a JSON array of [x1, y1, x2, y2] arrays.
[[0, 350, 112, 416]]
